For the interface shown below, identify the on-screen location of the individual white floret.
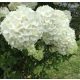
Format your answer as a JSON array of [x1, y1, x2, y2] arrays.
[[8, 2, 37, 11], [36, 5, 78, 55], [0, 5, 43, 60]]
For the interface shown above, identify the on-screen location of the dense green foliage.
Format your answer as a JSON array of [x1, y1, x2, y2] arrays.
[[0, 2, 80, 79]]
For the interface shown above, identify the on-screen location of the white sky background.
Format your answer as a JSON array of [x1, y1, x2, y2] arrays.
[[0, 0, 80, 2]]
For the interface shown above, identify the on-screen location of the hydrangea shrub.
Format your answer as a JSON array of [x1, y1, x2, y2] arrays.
[[0, 2, 80, 79]]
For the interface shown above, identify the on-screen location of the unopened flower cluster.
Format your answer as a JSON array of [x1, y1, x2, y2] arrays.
[[0, 5, 78, 60]]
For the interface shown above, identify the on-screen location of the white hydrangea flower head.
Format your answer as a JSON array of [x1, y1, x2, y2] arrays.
[[36, 5, 78, 55], [0, 5, 43, 50], [36, 5, 71, 43], [0, 7, 9, 18], [8, 2, 37, 11]]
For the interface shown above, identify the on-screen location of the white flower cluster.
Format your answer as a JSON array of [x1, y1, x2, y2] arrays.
[[0, 6, 43, 60], [36, 5, 78, 55], [8, 2, 37, 11], [0, 5, 78, 60]]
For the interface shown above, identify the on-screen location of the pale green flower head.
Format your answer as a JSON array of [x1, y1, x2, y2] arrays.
[[0, 7, 9, 18], [8, 2, 37, 11]]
